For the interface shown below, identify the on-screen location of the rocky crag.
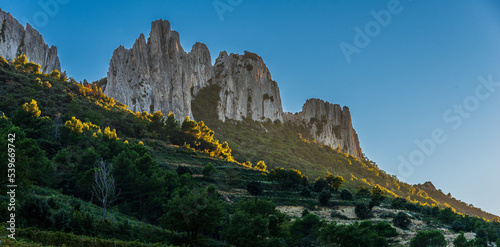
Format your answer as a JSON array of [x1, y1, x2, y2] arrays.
[[104, 19, 362, 159], [0, 9, 60, 74], [284, 99, 363, 160]]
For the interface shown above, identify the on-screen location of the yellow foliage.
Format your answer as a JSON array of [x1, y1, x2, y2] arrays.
[[104, 126, 118, 140], [21, 99, 41, 118]]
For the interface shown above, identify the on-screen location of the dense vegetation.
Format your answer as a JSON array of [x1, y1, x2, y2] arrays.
[[1, 55, 499, 246]]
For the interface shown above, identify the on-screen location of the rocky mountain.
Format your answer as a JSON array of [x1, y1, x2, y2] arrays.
[[213, 51, 283, 122], [0, 9, 61, 73], [104, 19, 363, 158], [104, 20, 213, 120], [284, 98, 363, 160]]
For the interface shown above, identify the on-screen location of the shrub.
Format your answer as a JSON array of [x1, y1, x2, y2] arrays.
[[410, 230, 446, 247], [319, 189, 331, 206], [355, 203, 372, 219], [356, 186, 370, 198], [176, 166, 193, 176], [391, 197, 407, 209], [340, 189, 353, 201], [372, 221, 398, 238], [300, 187, 312, 197], [202, 163, 215, 178], [451, 220, 465, 232], [475, 228, 488, 245], [453, 232, 468, 247], [393, 212, 411, 230], [247, 181, 263, 196]]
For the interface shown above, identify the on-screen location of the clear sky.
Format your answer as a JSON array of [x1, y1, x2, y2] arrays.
[[2, 0, 499, 216]]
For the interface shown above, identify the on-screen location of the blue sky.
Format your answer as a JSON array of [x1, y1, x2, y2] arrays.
[[3, 0, 500, 216]]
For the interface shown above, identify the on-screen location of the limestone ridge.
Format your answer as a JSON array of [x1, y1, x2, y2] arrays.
[[105, 19, 361, 158], [105, 19, 282, 122], [0, 9, 61, 73], [284, 99, 364, 160], [105, 20, 213, 120], [214, 51, 283, 122]]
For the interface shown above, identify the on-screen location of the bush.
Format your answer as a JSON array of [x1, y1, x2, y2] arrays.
[[201, 163, 215, 178], [176, 166, 193, 176], [247, 181, 263, 196], [355, 203, 372, 219], [20, 195, 52, 228], [318, 190, 331, 206], [340, 189, 353, 201], [391, 197, 407, 209], [300, 187, 312, 197], [451, 220, 465, 232], [475, 228, 488, 246], [410, 230, 446, 247], [393, 212, 411, 230], [372, 221, 398, 238], [453, 232, 468, 247]]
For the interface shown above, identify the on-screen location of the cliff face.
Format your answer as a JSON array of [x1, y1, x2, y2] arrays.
[[284, 98, 363, 160], [213, 51, 283, 122], [0, 9, 61, 73], [105, 20, 282, 123], [104, 20, 213, 120], [105, 19, 362, 158]]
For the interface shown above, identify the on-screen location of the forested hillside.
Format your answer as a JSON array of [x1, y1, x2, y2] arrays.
[[1, 55, 499, 246]]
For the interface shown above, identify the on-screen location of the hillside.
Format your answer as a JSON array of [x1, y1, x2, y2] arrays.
[[1, 52, 500, 246], [0, 8, 499, 246]]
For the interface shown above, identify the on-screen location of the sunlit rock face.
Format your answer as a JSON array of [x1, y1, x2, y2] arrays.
[[284, 98, 363, 160], [213, 51, 283, 123], [0, 9, 61, 73], [105, 20, 213, 120]]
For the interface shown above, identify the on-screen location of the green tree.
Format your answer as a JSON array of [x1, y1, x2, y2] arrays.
[[355, 203, 372, 219], [312, 177, 328, 192], [475, 228, 488, 246], [288, 213, 324, 247], [319, 189, 331, 206], [201, 163, 215, 179], [357, 186, 370, 198], [325, 172, 344, 191], [391, 197, 407, 209], [160, 185, 224, 246], [223, 199, 288, 247], [453, 232, 468, 247], [393, 212, 411, 230], [246, 181, 263, 196], [340, 189, 353, 200], [439, 207, 456, 225], [410, 230, 446, 247], [319, 221, 388, 247]]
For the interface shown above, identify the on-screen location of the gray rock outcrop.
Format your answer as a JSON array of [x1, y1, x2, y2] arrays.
[[104, 20, 213, 120], [284, 98, 363, 160], [0, 9, 61, 73], [104, 19, 362, 159], [213, 51, 283, 122]]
